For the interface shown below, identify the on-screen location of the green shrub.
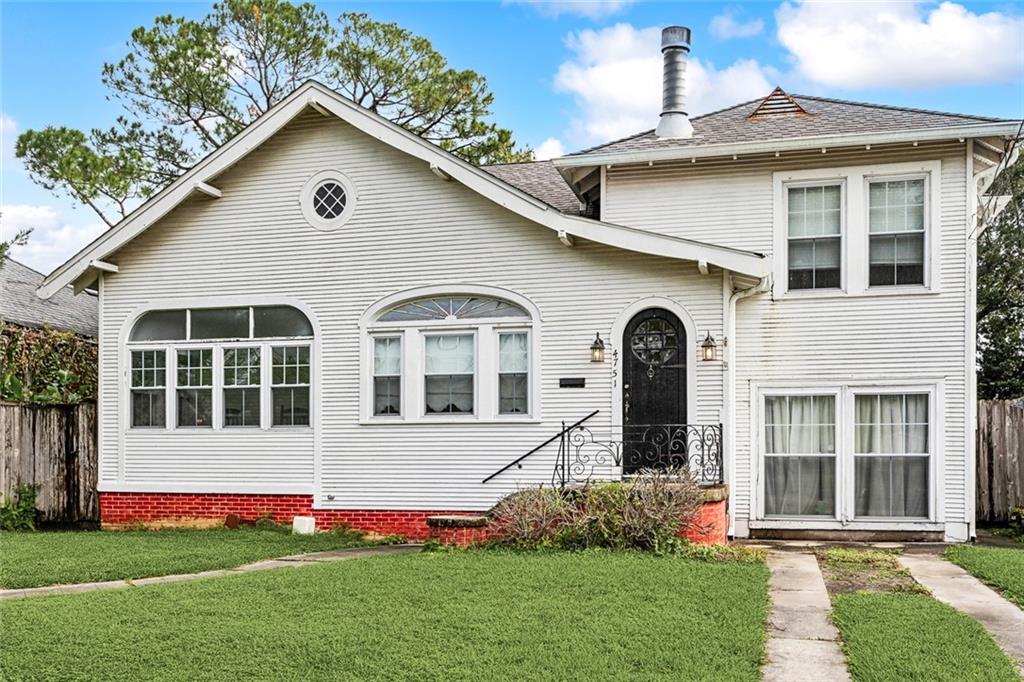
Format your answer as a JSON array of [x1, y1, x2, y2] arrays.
[[0, 484, 41, 531], [1009, 507, 1024, 535], [1, 323, 96, 404], [490, 468, 705, 553]]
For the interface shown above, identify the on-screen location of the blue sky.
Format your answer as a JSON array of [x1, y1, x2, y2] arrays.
[[2, 0, 1023, 273]]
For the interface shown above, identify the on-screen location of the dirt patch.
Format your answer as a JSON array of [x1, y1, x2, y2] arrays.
[[816, 548, 928, 596]]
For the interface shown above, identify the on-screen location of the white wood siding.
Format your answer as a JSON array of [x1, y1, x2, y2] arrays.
[[99, 111, 726, 509], [604, 142, 971, 537]]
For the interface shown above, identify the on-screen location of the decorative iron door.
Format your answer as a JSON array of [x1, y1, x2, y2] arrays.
[[622, 308, 687, 474]]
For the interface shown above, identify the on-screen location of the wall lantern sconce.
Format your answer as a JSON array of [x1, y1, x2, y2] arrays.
[[701, 332, 717, 362], [590, 332, 606, 363]]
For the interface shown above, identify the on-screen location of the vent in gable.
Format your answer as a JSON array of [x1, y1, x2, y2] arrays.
[[748, 87, 808, 119]]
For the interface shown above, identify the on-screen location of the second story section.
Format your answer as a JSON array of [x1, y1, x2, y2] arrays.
[[554, 88, 1017, 303]]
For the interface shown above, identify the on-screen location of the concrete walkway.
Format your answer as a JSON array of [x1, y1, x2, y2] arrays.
[[899, 554, 1024, 676], [762, 551, 851, 682], [0, 543, 421, 600]]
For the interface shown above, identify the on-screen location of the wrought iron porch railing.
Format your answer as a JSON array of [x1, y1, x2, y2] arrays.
[[481, 410, 724, 489], [552, 421, 723, 489]]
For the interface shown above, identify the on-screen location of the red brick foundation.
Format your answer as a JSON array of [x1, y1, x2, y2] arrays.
[[100, 492, 472, 541], [100, 491, 730, 545]]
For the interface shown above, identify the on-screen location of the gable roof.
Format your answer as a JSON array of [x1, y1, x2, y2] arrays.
[[480, 161, 581, 214], [559, 90, 1017, 163], [1, 258, 98, 336], [37, 80, 769, 301], [748, 87, 808, 119]]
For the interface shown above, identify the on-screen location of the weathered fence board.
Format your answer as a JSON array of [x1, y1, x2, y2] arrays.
[[977, 400, 1024, 523], [0, 402, 98, 524]]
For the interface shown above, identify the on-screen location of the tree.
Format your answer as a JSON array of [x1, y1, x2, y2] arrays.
[[0, 227, 31, 264], [17, 1, 530, 227], [977, 153, 1024, 399]]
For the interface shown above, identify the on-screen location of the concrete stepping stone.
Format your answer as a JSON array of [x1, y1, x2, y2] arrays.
[[763, 551, 851, 682]]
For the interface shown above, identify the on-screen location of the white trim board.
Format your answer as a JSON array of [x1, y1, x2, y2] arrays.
[[37, 81, 769, 301]]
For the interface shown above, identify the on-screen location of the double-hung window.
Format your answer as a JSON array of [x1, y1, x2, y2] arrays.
[[223, 347, 261, 427], [373, 336, 402, 416], [787, 184, 842, 290], [498, 332, 529, 415], [130, 350, 166, 428], [272, 346, 310, 426], [424, 334, 475, 415], [763, 394, 836, 517], [177, 348, 213, 427], [868, 178, 926, 287], [854, 393, 929, 518]]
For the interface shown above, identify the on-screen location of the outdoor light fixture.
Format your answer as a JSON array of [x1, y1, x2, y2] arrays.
[[701, 332, 717, 362], [590, 332, 606, 363]]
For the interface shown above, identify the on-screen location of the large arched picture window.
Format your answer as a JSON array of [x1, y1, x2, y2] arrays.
[[365, 290, 537, 421], [127, 305, 314, 431]]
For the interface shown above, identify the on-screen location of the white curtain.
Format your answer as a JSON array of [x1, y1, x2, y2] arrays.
[[425, 335, 474, 414], [855, 394, 928, 517], [764, 396, 836, 516]]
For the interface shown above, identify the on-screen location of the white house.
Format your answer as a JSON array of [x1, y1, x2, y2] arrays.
[[39, 27, 1019, 542]]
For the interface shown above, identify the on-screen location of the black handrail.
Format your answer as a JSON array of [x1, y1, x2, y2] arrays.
[[481, 410, 600, 484]]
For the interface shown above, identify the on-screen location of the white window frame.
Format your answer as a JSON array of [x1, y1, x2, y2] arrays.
[[299, 170, 357, 232], [123, 305, 315, 433], [782, 181, 847, 294], [495, 328, 532, 418], [221, 344, 263, 429], [370, 334, 404, 418], [360, 287, 541, 424], [269, 341, 313, 429], [758, 387, 843, 521], [129, 347, 170, 429], [772, 160, 942, 299], [863, 172, 931, 291], [751, 380, 943, 531], [174, 346, 215, 429]]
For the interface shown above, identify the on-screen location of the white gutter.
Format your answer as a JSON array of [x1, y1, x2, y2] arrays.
[[552, 121, 1022, 170], [724, 273, 772, 538]]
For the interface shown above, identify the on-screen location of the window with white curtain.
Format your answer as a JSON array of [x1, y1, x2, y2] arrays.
[[498, 332, 529, 415], [425, 334, 475, 415], [366, 292, 536, 421], [787, 184, 842, 290], [373, 336, 402, 416], [854, 393, 929, 518], [868, 179, 926, 287], [763, 395, 836, 517]]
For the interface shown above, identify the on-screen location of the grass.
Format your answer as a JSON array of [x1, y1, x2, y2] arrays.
[[945, 545, 1024, 608], [815, 548, 926, 595], [831, 592, 1019, 682], [0, 526, 388, 589], [0, 550, 770, 681]]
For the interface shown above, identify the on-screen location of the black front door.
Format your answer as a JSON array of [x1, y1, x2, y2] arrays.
[[622, 308, 687, 474]]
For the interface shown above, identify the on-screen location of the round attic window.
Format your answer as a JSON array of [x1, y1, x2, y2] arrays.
[[300, 170, 356, 231]]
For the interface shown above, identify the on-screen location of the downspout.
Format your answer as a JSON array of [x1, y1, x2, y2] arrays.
[[724, 272, 772, 538]]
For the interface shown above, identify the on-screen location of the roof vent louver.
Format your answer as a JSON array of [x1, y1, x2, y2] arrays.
[[748, 87, 808, 119]]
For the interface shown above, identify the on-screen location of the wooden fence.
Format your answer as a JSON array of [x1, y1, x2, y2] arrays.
[[0, 401, 98, 525], [977, 399, 1024, 523]]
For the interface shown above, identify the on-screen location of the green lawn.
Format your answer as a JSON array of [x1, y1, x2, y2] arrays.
[[831, 591, 1019, 682], [944, 545, 1024, 608], [0, 551, 770, 681], [0, 527, 384, 589]]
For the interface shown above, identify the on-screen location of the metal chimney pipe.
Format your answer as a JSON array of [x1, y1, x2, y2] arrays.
[[655, 26, 693, 139]]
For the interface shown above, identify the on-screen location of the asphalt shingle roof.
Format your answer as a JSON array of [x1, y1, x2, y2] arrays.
[[567, 92, 1008, 158], [480, 160, 582, 214], [1, 258, 98, 337]]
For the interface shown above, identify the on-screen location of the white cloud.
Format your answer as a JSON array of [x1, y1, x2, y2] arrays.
[[553, 24, 775, 144], [534, 137, 566, 160], [1, 204, 105, 275], [776, 1, 1024, 88], [504, 0, 633, 20], [710, 10, 765, 39]]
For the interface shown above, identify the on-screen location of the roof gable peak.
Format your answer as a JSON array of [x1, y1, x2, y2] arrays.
[[748, 87, 809, 120]]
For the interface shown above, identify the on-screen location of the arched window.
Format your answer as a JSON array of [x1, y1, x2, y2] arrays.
[[127, 305, 313, 431], [365, 291, 537, 421]]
